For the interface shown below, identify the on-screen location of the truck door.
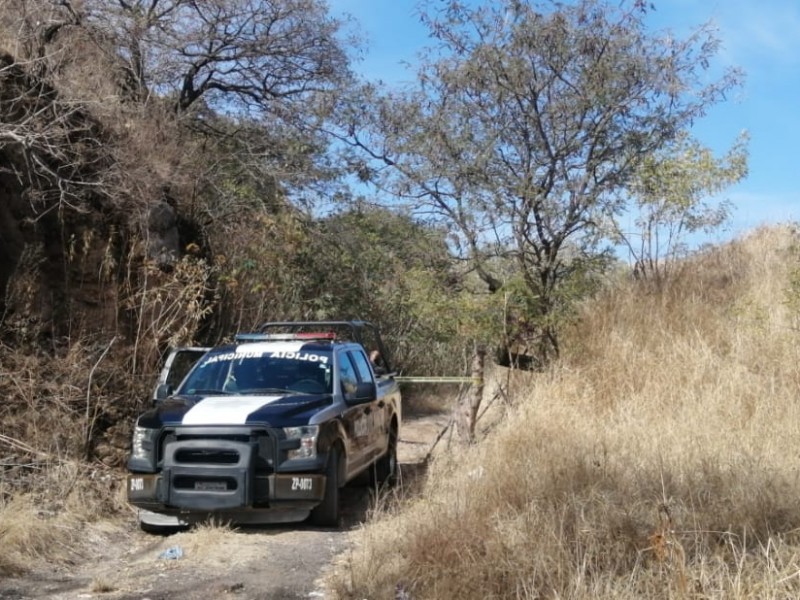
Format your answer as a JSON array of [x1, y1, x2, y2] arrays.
[[349, 348, 386, 461], [338, 350, 373, 478], [152, 347, 210, 401]]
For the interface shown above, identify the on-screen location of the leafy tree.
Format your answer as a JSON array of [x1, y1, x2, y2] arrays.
[[611, 131, 749, 283], [304, 205, 469, 375], [190, 115, 345, 222], [204, 202, 470, 374], [338, 0, 742, 361]]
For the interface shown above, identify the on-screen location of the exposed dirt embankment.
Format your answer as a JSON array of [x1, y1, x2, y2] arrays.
[[0, 411, 450, 600]]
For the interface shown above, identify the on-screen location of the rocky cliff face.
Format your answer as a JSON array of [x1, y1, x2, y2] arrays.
[[0, 166, 26, 313], [0, 49, 190, 348], [0, 46, 208, 466]]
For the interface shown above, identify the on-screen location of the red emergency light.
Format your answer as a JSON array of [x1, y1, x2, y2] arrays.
[[294, 332, 336, 340]]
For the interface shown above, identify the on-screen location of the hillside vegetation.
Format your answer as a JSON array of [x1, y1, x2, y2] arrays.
[[328, 226, 800, 599]]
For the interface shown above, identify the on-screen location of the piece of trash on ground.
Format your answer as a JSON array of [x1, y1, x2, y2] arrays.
[[158, 545, 184, 560]]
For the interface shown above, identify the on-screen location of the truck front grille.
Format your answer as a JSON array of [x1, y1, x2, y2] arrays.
[[174, 448, 240, 464]]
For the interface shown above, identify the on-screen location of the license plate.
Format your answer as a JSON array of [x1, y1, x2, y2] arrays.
[[194, 481, 227, 491]]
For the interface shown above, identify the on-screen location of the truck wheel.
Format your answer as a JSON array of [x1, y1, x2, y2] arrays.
[[310, 446, 340, 527], [371, 426, 398, 487], [137, 509, 186, 535], [140, 521, 181, 535]]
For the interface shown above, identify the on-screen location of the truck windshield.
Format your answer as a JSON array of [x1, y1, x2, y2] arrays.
[[178, 345, 333, 396]]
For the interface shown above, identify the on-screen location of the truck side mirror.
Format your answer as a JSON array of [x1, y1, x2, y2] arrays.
[[153, 383, 173, 404], [346, 382, 376, 405]]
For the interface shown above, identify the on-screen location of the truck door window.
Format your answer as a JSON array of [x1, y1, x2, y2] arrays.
[[350, 350, 374, 384], [161, 349, 209, 389], [338, 353, 359, 395]]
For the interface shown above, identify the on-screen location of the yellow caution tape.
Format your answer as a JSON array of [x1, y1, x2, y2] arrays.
[[394, 376, 482, 384]]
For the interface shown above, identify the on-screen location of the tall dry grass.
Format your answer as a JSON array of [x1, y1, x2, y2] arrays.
[[328, 225, 800, 599], [0, 463, 128, 576]]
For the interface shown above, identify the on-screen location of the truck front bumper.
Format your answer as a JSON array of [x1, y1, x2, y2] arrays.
[[127, 472, 326, 515]]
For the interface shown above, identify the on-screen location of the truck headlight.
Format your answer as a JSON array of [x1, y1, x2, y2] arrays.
[[131, 426, 158, 462], [283, 426, 319, 460]]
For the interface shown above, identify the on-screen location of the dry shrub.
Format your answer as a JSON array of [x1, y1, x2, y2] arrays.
[[90, 577, 117, 593], [0, 335, 144, 577], [176, 519, 238, 562], [327, 225, 800, 599], [124, 252, 215, 373], [209, 211, 311, 333], [151, 519, 270, 568], [0, 337, 153, 464], [0, 495, 82, 576]]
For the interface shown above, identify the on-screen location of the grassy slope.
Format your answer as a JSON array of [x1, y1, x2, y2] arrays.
[[329, 226, 800, 599]]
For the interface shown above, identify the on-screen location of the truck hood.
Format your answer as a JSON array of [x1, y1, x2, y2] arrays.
[[137, 393, 332, 429]]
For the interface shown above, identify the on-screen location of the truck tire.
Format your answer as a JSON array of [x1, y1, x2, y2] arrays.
[[371, 425, 398, 487], [137, 509, 187, 535], [310, 446, 340, 527], [140, 521, 181, 535]]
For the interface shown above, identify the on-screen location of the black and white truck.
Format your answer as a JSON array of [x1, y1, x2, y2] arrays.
[[126, 321, 401, 530]]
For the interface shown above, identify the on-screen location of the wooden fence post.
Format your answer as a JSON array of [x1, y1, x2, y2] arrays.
[[456, 343, 486, 442]]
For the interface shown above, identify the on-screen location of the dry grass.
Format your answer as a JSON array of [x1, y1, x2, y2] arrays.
[[0, 463, 130, 577], [177, 518, 238, 562], [0, 496, 82, 576], [90, 577, 117, 593], [327, 225, 800, 599]]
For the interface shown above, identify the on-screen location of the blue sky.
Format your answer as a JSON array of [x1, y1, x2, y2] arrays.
[[329, 0, 800, 243]]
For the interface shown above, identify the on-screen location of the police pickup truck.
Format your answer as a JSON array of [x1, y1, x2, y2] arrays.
[[126, 321, 400, 530]]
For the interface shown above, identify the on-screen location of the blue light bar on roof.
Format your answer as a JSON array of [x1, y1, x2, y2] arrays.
[[234, 333, 293, 342], [234, 332, 337, 343]]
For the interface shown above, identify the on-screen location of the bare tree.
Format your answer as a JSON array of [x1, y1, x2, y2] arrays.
[[91, 0, 353, 118], [0, 0, 358, 214], [0, 50, 110, 215], [1, 0, 355, 132]]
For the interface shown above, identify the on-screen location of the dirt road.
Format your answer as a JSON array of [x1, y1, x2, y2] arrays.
[[0, 412, 449, 600]]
